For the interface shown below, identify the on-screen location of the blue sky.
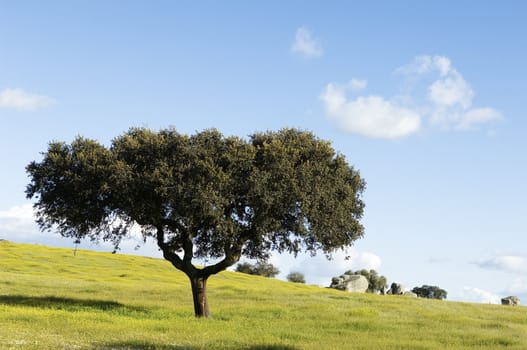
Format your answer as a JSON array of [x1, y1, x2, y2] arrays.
[[1, 1, 526, 303]]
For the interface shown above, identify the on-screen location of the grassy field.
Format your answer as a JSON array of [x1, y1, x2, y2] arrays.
[[0, 240, 526, 349]]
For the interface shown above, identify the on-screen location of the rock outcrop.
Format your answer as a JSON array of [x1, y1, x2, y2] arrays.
[[501, 296, 520, 306], [329, 273, 368, 293]]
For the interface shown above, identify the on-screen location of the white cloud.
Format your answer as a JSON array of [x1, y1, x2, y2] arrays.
[[320, 83, 421, 139], [0, 203, 162, 258], [404, 55, 501, 130], [267, 248, 382, 286], [0, 88, 56, 111], [433, 56, 453, 77], [291, 27, 323, 58], [0, 204, 35, 220], [428, 72, 474, 109], [323, 55, 502, 139], [477, 255, 527, 274], [457, 107, 503, 129], [402, 55, 475, 110], [0, 204, 39, 238], [398, 55, 453, 77], [349, 250, 382, 271], [348, 78, 367, 91], [462, 287, 501, 304]]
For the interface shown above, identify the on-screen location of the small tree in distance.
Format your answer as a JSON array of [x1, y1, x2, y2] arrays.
[[26, 127, 366, 317], [235, 261, 280, 278], [235, 262, 256, 275], [412, 285, 447, 300], [286, 271, 306, 284]]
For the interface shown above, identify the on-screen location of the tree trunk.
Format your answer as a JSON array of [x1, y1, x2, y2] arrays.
[[190, 275, 210, 318]]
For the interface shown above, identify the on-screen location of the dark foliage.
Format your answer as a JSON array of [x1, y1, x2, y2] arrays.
[[26, 127, 366, 316], [235, 261, 280, 278], [286, 271, 306, 284], [412, 285, 448, 300]]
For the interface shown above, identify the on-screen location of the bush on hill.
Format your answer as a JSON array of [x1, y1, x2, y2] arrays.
[[412, 285, 447, 300], [287, 271, 306, 284], [235, 261, 280, 278]]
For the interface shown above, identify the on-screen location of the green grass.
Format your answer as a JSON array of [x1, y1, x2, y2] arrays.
[[1, 240, 526, 349]]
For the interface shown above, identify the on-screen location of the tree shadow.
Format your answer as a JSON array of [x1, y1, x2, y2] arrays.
[[96, 343, 298, 350], [95, 343, 194, 350], [248, 346, 298, 350], [0, 294, 144, 313]]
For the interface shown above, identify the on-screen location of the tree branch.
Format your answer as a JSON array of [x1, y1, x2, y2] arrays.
[[156, 226, 194, 274], [201, 238, 244, 277], [183, 237, 193, 263]]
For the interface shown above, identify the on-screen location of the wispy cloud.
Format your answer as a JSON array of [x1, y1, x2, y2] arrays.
[[0, 204, 38, 237], [0, 203, 161, 257], [348, 78, 367, 91], [0, 88, 56, 111], [321, 55, 502, 139], [461, 287, 501, 304], [0, 204, 34, 220], [476, 255, 527, 274], [402, 55, 502, 130], [456, 108, 503, 130], [291, 27, 323, 58], [396, 55, 452, 77]]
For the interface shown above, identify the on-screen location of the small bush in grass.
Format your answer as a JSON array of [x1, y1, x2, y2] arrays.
[[235, 261, 280, 278], [287, 272, 306, 284]]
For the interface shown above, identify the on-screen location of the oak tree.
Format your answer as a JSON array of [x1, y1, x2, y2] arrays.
[[26, 127, 365, 317]]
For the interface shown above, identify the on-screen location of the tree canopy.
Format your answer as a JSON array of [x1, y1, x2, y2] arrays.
[[26, 127, 366, 317]]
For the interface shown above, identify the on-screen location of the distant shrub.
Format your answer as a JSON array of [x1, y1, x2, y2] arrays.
[[412, 285, 447, 300], [235, 261, 280, 278], [287, 271, 306, 284], [235, 262, 255, 274]]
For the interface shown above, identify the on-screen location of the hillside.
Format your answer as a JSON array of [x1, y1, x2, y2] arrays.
[[0, 240, 526, 349]]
